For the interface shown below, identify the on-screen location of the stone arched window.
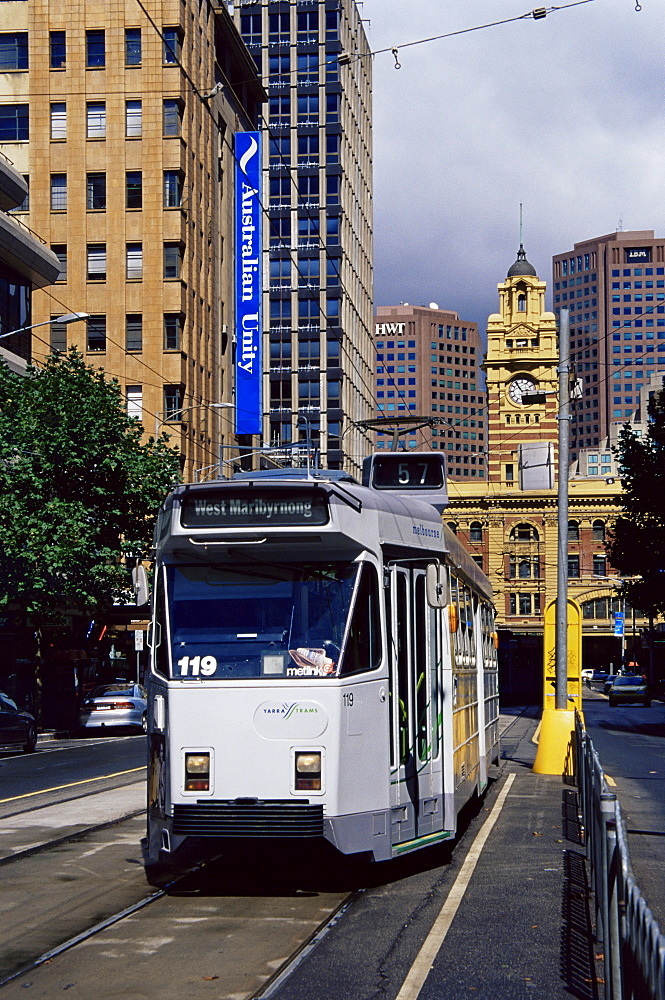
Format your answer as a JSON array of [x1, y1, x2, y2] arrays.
[[568, 520, 580, 542], [469, 521, 482, 542], [592, 519, 605, 542], [509, 523, 539, 542]]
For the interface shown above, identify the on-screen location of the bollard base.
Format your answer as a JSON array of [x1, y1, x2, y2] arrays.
[[532, 707, 576, 775]]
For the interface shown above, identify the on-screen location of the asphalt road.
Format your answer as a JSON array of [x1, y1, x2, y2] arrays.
[[581, 687, 665, 926], [0, 734, 147, 818]]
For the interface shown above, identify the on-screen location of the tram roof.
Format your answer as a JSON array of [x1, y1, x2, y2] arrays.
[[160, 469, 492, 602]]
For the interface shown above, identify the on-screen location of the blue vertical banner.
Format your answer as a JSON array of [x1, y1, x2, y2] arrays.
[[234, 131, 262, 435]]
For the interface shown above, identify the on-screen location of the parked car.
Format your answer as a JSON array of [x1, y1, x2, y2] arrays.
[[581, 668, 594, 681], [607, 675, 651, 708], [0, 692, 37, 753], [588, 670, 610, 688], [79, 683, 148, 733]]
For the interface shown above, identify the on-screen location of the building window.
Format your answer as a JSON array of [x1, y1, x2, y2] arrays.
[[126, 243, 143, 280], [592, 519, 606, 541], [469, 521, 483, 542], [0, 104, 28, 141], [510, 523, 539, 542], [326, 133, 340, 164], [125, 28, 141, 65], [593, 555, 607, 577], [567, 554, 580, 578], [126, 314, 142, 351], [163, 384, 184, 420], [163, 313, 182, 350], [50, 31, 66, 69], [509, 593, 541, 616], [86, 102, 106, 138], [162, 27, 182, 65], [8, 173, 28, 213], [163, 242, 182, 279], [51, 244, 66, 281], [163, 170, 183, 207], [509, 556, 540, 579], [50, 102, 66, 140], [163, 98, 182, 136], [126, 170, 142, 209], [86, 172, 106, 210], [50, 173, 67, 211], [240, 12, 261, 45], [50, 316, 67, 352], [567, 520, 579, 541], [126, 385, 143, 420], [270, 176, 290, 207], [297, 10, 318, 43], [297, 94, 319, 124], [0, 33, 28, 70], [86, 29, 105, 68], [86, 315, 106, 352], [446, 521, 458, 534], [126, 100, 142, 137], [87, 243, 106, 281], [270, 216, 290, 247]]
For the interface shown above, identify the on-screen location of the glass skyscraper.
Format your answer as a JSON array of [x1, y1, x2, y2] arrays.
[[233, 0, 374, 475]]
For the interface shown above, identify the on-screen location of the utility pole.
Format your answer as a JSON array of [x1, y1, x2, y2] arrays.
[[556, 309, 570, 710]]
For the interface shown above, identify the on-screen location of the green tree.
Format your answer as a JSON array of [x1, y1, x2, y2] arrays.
[[608, 389, 665, 615], [0, 349, 180, 615]]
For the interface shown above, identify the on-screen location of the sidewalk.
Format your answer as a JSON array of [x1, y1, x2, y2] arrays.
[[0, 781, 145, 861]]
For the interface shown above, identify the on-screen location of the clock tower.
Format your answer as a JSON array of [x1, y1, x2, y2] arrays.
[[483, 246, 559, 486]]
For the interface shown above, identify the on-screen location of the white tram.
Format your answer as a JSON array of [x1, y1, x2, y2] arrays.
[[143, 453, 499, 884]]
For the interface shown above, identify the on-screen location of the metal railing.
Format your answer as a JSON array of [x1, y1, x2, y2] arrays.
[[575, 712, 665, 999]]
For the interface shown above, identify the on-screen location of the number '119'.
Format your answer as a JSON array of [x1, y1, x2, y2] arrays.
[[177, 655, 217, 676]]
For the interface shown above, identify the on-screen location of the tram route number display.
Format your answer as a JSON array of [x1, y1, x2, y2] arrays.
[[180, 490, 329, 528], [178, 655, 218, 676], [364, 453, 446, 491]]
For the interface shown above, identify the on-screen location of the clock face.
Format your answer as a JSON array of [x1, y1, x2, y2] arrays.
[[508, 377, 537, 404]]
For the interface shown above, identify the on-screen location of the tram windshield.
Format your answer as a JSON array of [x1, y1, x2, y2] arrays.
[[163, 561, 379, 680]]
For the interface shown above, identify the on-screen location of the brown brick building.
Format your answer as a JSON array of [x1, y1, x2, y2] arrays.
[[373, 304, 487, 479]]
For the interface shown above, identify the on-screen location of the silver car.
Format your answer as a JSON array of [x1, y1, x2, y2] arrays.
[[79, 683, 147, 733]]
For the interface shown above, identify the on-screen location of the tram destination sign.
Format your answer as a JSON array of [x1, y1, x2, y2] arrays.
[[180, 490, 329, 528]]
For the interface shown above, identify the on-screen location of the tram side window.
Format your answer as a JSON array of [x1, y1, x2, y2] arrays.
[[339, 564, 382, 675]]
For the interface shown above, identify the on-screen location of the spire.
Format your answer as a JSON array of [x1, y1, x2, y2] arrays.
[[507, 203, 537, 277]]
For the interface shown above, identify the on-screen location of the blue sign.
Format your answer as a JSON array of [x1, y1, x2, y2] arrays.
[[614, 612, 624, 637], [234, 131, 262, 435]]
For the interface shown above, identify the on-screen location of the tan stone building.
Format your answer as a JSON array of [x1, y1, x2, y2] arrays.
[[446, 246, 640, 700], [0, 2, 264, 480]]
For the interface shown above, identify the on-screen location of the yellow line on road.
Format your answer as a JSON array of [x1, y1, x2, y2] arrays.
[[605, 774, 617, 787], [0, 766, 146, 804], [395, 773, 516, 1000]]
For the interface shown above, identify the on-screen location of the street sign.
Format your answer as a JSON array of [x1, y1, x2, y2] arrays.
[[614, 612, 624, 637]]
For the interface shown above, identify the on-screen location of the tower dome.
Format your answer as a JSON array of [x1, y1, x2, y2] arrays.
[[507, 244, 537, 278]]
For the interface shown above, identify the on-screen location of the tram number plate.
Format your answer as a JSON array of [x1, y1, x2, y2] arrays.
[[177, 655, 218, 677]]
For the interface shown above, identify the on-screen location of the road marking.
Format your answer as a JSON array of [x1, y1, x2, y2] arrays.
[[395, 772, 516, 1000], [0, 766, 146, 804], [605, 774, 617, 787]]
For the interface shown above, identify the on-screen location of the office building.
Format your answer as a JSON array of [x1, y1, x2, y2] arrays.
[[234, 0, 374, 475], [373, 304, 486, 479], [0, 1, 264, 480], [552, 230, 665, 459]]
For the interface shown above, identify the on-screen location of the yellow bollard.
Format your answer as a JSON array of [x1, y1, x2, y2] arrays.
[[532, 707, 576, 775]]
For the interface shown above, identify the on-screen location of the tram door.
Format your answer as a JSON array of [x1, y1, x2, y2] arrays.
[[388, 565, 438, 846]]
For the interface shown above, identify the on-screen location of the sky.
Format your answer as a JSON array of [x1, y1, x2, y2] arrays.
[[359, 0, 664, 335]]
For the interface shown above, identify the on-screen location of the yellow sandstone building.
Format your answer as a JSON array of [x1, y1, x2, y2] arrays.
[[445, 246, 635, 701]]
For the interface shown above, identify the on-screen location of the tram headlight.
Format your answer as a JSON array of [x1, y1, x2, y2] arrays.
[[295, 751, 321, 791], [185, 752, 210, 791]]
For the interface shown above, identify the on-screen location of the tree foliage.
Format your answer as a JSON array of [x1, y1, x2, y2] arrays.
[[0, 349, 181, 615], [608, 390, 665, 615]]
